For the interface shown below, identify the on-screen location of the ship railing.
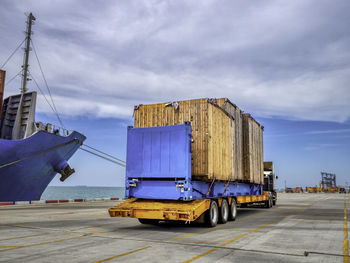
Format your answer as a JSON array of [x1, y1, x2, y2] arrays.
[[34, 122, 73, 137]]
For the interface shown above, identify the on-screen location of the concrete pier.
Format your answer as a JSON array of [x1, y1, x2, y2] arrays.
[[0, 193, 348, 262]]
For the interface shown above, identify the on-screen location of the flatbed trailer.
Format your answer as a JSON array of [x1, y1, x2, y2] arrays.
[[109, 192, 271, 225], [109, 123, 275, 227]]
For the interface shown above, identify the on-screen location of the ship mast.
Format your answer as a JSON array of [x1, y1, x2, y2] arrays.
[[21, 13, 36, 94]]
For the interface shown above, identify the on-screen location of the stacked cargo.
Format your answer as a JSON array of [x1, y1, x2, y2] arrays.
[[134, 98, 233, 182], [133, 98, 264, 185], [216, 98, 244, 182], [242, 114, 264, 184], [110, 98, 270, 226]]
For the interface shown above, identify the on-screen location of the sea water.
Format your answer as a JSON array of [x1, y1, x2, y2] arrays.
[[40, 186, 125, 200]]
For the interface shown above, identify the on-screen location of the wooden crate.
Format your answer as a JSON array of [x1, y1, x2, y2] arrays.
[[216, 98, 244, 181], [242, 114, 264, 184], [134, 98, 235, 182]]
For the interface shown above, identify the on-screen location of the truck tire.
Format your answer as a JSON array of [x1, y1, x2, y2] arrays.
[[138, 219, 159, 225], [263, 200, 269, 208], [205, 200, 219, 227], [228, 199, 237, 221], [264, 194, 273, 209], [219, 199, 229, 224]]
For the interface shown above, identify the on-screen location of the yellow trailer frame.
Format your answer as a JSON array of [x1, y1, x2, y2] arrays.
[[109, 192, 269, 222]]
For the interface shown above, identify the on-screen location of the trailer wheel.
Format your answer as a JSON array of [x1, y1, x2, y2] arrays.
[[138, 219, 159, 225], [264, 195, 273, 208], [228, 199, 237, 221], [205, 200, 219, 227], [219, 199, 229, 224], [263, 200, 269, 208]]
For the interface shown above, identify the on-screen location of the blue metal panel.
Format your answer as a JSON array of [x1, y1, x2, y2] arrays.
[[126, 180, 191, 200], [190, 181, 263, 199], [126, 123, 191, 179]]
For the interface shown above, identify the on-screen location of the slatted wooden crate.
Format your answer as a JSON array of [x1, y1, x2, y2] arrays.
[[134, 98, 235, 182], [216, 98, 244, 182], [242, 114, 264, 184]]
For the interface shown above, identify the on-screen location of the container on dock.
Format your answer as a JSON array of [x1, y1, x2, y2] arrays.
[[242, 113, 264, 184]]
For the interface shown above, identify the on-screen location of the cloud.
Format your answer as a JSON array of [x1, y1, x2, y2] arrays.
[[1, 0, 350, 124], [304, 143, 339, 151], [305, 128, 350, 135]]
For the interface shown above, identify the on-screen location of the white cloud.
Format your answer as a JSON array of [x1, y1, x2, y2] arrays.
[[304, 143, 339, 151], [1, 0, 350, 124], [305, 128, 350, 135]]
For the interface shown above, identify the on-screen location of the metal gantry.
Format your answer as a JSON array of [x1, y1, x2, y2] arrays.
[[320, 172, 336, 188]]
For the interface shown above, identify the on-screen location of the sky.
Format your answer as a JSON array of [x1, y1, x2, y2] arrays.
[[1, 0, 349, 189]]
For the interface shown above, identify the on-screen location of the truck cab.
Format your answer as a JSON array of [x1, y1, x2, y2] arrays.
[[263, 161, 277, 205]]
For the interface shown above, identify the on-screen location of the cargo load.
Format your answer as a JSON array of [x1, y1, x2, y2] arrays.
[[242, 113, 264, 184], [216, 98, 244, 182], [110, 101, 275, 227], [133, 98, 263, 184], [134, 98, 233, 181]]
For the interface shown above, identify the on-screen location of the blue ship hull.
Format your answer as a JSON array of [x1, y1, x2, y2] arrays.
[[0, 131, 86, 202]]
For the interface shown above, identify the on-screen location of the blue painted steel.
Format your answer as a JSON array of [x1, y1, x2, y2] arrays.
[[0, 131, 86, 202], [126, 123, 191, 179], [126, 180, 263, 201], [55, 159, 69, 171], [125, 123, 263, 201]]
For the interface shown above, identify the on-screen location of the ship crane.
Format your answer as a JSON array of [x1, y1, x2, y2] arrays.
[[21, 12, 36, 94]]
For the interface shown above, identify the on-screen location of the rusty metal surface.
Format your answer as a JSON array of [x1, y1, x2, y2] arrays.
[[0, 70, 5, 115]]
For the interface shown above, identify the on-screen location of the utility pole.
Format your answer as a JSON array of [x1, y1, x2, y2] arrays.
[[21, 12, 36, 94]]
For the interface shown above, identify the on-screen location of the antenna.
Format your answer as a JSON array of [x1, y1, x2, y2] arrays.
[[21, 12, 36, 94]]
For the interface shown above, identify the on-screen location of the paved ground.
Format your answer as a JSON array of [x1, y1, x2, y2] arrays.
[[0, 193, 348, 263]]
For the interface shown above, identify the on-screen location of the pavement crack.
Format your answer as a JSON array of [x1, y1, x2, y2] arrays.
[[305, 251, 350, 258]]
